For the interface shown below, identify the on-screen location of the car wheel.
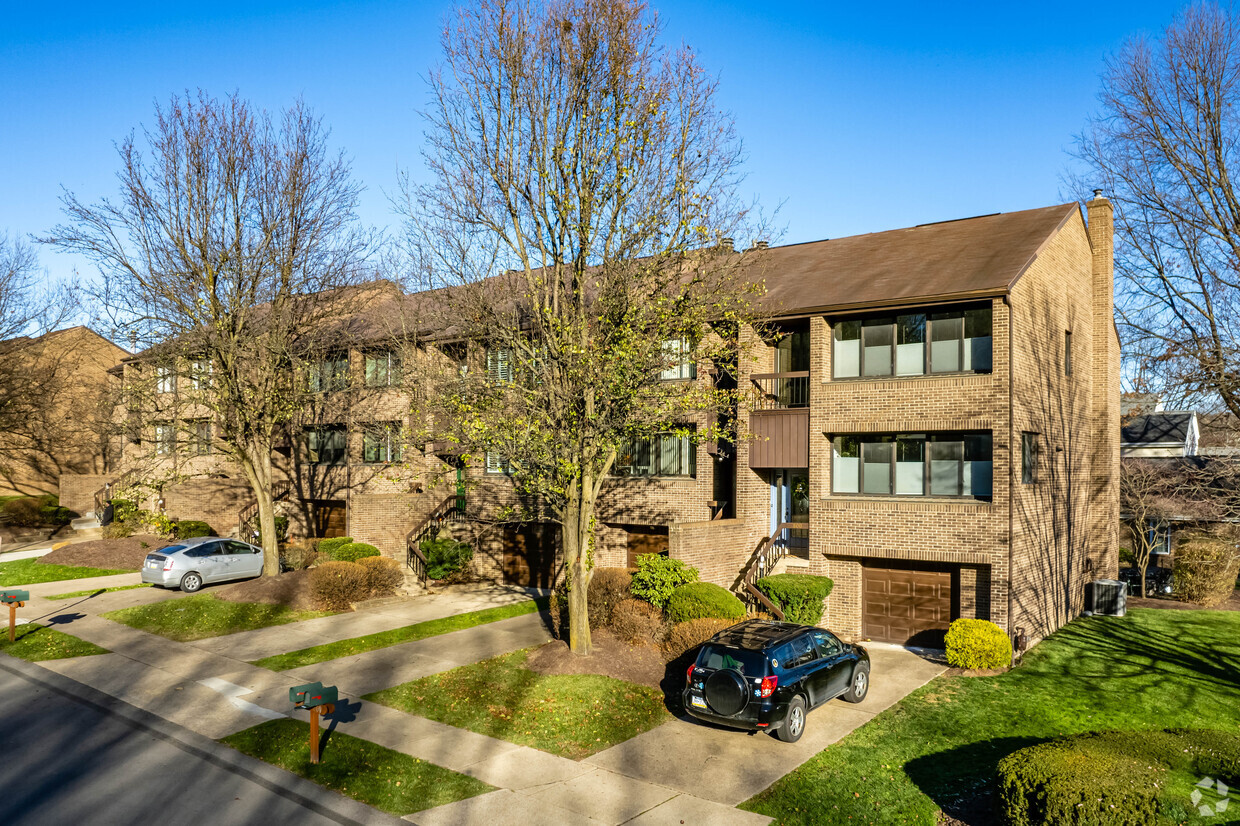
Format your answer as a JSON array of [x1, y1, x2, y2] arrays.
[[180, 572, 203, 593], [843, 663, 870, 703], [777, 695, 806, 743]]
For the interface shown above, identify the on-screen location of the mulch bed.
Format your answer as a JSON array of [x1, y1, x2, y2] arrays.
[[213, 569, 319, 611], [38, 535, 171, 570], [525, 628, 668, 690], [1128, 588, 1240, 612]]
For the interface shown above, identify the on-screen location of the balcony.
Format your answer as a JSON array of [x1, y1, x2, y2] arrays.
[[748, 372, 810, 469]]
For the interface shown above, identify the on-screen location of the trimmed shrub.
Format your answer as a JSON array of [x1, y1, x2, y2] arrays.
[[630, 554, 698, 610], [665, 581, 746, 623], [2, 497, 45, 527], [316, 536, 354, 557], [755, 573, 834, 625], [111, 498, 138, 523], [611, 597, 666, 645], [662, 617, 742, 661], [998, 729, 1240, 826], [175, 520, 213, 539], [309, 560, 370, 611], [330, 541, 380, 563], [944, 618, 1012, 669], [102, 521, 136, 539], [1174, 531, 1240, 607], [422, 536, 473, 580], [588, 567, 632, 629], [358, 556, 404, 598], [279, 541, 322, 572]]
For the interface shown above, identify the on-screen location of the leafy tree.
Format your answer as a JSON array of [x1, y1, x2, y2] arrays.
[[403, 0, 764, 653]]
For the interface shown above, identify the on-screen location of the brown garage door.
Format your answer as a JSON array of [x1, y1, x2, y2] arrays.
[[312, 500, 347, 538], [503, 523, 559, 588], [862, 564, 954, 646], [625, 525, 669, 569]]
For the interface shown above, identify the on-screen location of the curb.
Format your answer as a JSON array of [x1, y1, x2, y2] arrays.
[[0, 653, 407, 826]]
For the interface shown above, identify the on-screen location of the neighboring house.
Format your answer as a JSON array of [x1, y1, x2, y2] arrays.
[[0, 326, 127, 500], [1197, 412, 1240, 457], [1120, 411, 1199, 457], [62, 195, 1120, 648]]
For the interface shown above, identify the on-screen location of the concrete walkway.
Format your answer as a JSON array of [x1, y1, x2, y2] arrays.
[[11, 581, 945, 825]]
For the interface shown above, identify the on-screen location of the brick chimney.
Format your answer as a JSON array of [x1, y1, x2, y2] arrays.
[[1086, 190, 1120, 579]]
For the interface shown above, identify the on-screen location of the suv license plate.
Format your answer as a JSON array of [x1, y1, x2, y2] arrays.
[[690, 695, 706, 709]]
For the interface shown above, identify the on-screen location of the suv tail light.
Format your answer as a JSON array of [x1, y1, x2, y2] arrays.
[[686, 664, 697, 682], [759, 675, 778, 698]]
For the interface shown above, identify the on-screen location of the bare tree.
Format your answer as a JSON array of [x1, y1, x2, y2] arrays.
[[1075, 4, 1240, 424], [404, 0, 763, 654], [46, 91, 374, 574]]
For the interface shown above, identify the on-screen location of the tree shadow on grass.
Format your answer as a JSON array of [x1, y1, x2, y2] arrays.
[[905, 737, 1047, 826]]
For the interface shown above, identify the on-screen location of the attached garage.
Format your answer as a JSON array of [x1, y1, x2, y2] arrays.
[[624, 525, 669, 569], [862, 562, 956, 647], [502, 523, 560, 588]]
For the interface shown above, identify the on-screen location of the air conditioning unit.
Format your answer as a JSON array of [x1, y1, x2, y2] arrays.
[[1084, 579, 1126, 617]]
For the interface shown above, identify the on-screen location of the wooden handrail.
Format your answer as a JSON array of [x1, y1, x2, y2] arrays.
[[733, 521, 809, 622], [405, 494, 467, 584], [236, 483, 291, 539]]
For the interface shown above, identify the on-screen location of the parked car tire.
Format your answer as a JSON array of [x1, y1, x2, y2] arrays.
[[842, 663, 870, 704], [777, 695, 807, 743], [180, 572, 203, 593]]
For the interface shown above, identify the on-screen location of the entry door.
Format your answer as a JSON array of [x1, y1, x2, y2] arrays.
[[770, 469, 810, 535]]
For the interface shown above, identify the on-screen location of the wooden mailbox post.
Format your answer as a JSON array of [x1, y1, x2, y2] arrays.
[[1, 591, 29, 642], [290, 681, 338, 764]]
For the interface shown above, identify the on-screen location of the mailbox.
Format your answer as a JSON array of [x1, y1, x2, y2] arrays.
[[1, 590, 29, 605], [290, 681, 338, 709]]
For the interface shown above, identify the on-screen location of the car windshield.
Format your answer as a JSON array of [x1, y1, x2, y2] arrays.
[[697, 644, 767, 676]]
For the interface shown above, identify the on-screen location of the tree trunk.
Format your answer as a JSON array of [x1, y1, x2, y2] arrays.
[[564, 483, 596, 656], [239, 442, 281, 577]]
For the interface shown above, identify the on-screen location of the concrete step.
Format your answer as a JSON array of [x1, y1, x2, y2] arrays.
[[770, 555, 809, 577], [71, 516, 101, 531]]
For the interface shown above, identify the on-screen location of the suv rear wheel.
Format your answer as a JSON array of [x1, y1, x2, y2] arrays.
[[842, 663, 869, 703], [777, 695, 806, 742]]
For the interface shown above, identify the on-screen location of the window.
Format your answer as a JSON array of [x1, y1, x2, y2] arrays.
[[660, 339, 697, 381], [188, 357, 211, 390], [307, 426, 347, 465], [485, 451, 512, 474], [832, 432, 992, 498], [486, 347, 513, 384], [154, 422, 175, 456], [308, 355, 349, 392], [191, 419, 212, 456], [1147, 522, 1172, 555], [363, 423, 403, 463], [156, 365, 176, 394], [1064, 330, 1073, 376], [615, 430, 697, 478], [775, 329, 810, 373], [364, 351, 403, 388], [833, 305, 992, 379], [773, 635, 817, 670], [1021, 432, 1038, 484]]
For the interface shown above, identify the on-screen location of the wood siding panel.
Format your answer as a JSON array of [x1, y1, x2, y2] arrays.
[[748, 410, 809, 469]]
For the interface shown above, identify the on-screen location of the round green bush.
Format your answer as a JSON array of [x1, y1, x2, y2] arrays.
[[630, 554, 698, 609], [331, 541, 380, 562], [944, 618, 1012, 669], [175, 520, 213, 539], [998, 729, 1240, 826], [315, 536, 354, 557], [665, 581, 746, 623], [421, 536, 473, 580], [754, 573, 834, 625]]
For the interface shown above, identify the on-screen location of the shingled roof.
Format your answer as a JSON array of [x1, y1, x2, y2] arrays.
[[755, 202, 1081, 315], [1121, 412, 1196, 447]]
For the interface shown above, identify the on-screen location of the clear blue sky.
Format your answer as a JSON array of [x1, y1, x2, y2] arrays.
[[0, 0, 1190, 305]]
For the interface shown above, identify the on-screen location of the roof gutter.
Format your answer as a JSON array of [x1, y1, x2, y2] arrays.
[[769, 287, 1010, 319]]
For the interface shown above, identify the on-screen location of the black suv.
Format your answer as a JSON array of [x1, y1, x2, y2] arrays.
[[683, 619, 870, 743]]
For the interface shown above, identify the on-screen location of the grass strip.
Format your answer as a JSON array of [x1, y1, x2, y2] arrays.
[[0, 623, 108, 661], [365, 648, 670, 760], [220, 718, 492, 815], [253, 596, 549, 671], [103, 593, 331, 641], [45, 583, 152, 600], [741, 608, 1240, 825], [0, 558, 132, 587]]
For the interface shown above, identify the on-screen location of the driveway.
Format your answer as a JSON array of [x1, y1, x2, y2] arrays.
[[584, 644, 946, 805]]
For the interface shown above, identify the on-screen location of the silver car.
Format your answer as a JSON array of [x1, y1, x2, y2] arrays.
[[141, 537, 265, 592]]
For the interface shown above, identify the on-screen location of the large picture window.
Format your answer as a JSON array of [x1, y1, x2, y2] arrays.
[[363, 423, 402, 464], [833, 306, 991, 379], [832, 432, 992, 498], [615, 430, 696, 478], [308, 355, 349, 392], [364, 351, 402, 388], [307, 426, 347, 465]]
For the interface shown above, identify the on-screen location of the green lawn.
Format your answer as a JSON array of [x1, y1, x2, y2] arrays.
[[742, 608, 1240, 825], [46, 583, 152, 600], [0, 558, 132, 587], [0, 623, 108, 661], [253, 597, 548, 670], [103, 594, 331, 641], [220, 718, 492, 815], [365, 648, 670, 760]]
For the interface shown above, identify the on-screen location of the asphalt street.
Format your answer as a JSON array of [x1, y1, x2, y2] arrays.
[[0, 660, 393, 826]]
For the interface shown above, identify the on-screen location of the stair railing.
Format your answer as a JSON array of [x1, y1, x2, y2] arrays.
[[236, 482, 291, 540], [405, 494, 467, 584]]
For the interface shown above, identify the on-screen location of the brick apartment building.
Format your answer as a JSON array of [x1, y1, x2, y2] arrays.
[[61, 196, 1119, 647]]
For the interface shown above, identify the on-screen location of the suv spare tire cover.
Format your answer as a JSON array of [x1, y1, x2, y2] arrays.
[[704, 669, 749, 716]]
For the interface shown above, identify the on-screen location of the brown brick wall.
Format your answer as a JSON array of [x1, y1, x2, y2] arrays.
[[669, 518, 754, 588], [59, 474, 110, 516]]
